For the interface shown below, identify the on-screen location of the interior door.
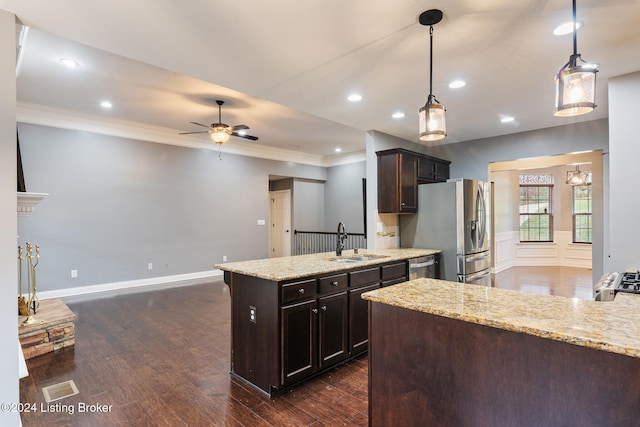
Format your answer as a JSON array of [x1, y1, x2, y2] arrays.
[[269, 190, 291, 258]]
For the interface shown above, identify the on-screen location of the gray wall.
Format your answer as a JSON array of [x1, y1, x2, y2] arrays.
[[324, 162, 366, 234], [17, 123, 332, 291], [609, 71, 640, 273], [0, 10, 20, 425], [292, 179, 325, 231]]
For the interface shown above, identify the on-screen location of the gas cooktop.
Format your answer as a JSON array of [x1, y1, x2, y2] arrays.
[[615, 271, 640, 294]]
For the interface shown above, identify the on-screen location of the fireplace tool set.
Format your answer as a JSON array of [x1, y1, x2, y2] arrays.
[[18, 242, 42, 325]]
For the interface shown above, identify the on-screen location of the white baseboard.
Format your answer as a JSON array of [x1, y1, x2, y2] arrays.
[[37, 270, 224, 300], [494, 230, 592, 270]]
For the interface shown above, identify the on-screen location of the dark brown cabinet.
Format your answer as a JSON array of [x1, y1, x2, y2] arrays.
[[377, 149, 418, 213], [349, 284, 379, 354], [318, 291, 349, 369], [227, 260, 409, 395], [281, 298, 317, 384], [377, 148, 451, 213], [348, 266, 382, 354], [381, 261, 409, 287], [418, 156, 450, 183], [281, 274, 348, 385]]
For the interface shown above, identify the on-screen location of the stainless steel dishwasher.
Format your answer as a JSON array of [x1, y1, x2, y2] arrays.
[[408, 255, 436, 280]]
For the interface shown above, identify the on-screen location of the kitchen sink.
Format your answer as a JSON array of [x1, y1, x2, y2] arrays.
[[328, 255, 389, 263]]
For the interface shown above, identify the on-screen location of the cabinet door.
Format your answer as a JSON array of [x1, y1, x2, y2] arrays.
[[417, 156, 436, 182], [434, 161, 450, 182], [377, 151, 417, 213], [318, 292, 349, 369], [398, 153, 418, 212], [349, 284, 379, 355], [281, 299, 317, 385]]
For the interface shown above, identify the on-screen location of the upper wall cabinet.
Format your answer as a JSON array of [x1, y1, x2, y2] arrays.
[[377, 148, 451, 214], [417, 156, 450, 184], [377, 149, 418, 213]]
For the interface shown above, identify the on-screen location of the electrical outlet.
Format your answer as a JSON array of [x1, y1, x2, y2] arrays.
[[222, 255, 227, 262], [148, 263, 153, 270], [71, 270, 78, 278], [249, 306, 257, 323]]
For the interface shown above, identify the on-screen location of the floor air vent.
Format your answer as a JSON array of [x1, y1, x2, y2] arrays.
[[42, 380, 79, 403]]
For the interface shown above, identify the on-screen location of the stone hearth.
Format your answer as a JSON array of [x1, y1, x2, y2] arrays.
[[18, 299, 76, 360]]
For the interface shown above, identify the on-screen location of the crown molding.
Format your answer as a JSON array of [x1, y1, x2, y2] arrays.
[[16, 102, 365, 167]]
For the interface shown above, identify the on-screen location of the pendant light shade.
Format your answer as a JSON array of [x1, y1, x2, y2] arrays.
[[418, 9, 446, 142], [566, 165, 588, 185], [419, 98, 446, 141], [554, 0, 598, 117]]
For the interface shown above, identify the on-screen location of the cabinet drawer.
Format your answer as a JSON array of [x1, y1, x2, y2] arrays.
[[282, 279, 316, 305], [382, 276, 408, 288], [318, 273, 348, 294], [381, 262, 407, 281], [350, 267, 381, 289]]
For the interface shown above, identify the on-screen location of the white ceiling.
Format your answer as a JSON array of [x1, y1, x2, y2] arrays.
[[4, 0, 640, 164]]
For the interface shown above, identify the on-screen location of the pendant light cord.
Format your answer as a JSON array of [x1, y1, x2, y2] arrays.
[[572, 0, 578, 56], [429, 25, 434, 98]]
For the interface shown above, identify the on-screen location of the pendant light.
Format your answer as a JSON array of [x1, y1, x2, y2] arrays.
[[566, 165, 588, 185], [418, 9, 446, 142], [554, 0, 598, 117]]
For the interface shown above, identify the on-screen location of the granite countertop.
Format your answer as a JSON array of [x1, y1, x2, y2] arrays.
[[362, 278, 640, 358], [214, 248, 441, 281]]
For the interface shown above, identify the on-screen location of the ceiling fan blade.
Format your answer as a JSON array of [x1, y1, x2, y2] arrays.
[[229, 124, 249, 131], [179, 131, 210, 135], [189, 121, 213, 129], [232, 132, 259, 141]]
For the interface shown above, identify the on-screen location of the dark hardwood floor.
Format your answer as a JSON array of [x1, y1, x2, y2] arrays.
[[19, 280, 368, 427], [19, 265, 592, 426]]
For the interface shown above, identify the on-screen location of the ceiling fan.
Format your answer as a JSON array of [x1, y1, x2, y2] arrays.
[[179, 100, 258, 145]]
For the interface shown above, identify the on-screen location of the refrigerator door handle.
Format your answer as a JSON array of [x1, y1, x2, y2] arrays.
[[465, 252, 491, 262], [464, 269, 491, 282]]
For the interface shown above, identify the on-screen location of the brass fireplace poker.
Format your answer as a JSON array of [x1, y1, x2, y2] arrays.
[[18, 246, 28, 316], [21, 242, 43, 325]]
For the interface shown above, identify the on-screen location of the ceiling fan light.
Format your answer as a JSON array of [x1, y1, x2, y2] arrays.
[[210, 127, 230, 144], [554, 62, 597, 117], [419, 101, 446, 142]]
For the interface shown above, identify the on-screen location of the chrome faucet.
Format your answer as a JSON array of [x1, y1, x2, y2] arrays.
[[336, 222, 347, 256]]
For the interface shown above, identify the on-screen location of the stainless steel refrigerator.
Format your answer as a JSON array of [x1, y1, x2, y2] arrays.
[[400, 179, 492, 286]]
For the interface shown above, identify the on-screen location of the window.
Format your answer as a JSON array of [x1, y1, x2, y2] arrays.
[[519, 174, 553, 242], [572, 172, 592, 243]]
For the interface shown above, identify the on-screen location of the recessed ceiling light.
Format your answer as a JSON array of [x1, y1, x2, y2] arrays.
[[448, 80, 466, 89], [347, 94, 362, 102], [553, 21, 583, 36], [59, 58, 79, 68], [392, 112, 405, 119], [500, 116, 515, 123], [335, 147, 342, 153], [100, 101, 113, 109], [236, 129, 246, 136]]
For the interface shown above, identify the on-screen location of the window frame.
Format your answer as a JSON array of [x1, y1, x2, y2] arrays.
[[519, 182, 554, 243], [572, 183, 592, 244]]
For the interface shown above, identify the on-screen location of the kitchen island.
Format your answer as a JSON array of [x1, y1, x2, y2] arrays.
[[215, 248, 440, 395], [363, 278, 640, 426]]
